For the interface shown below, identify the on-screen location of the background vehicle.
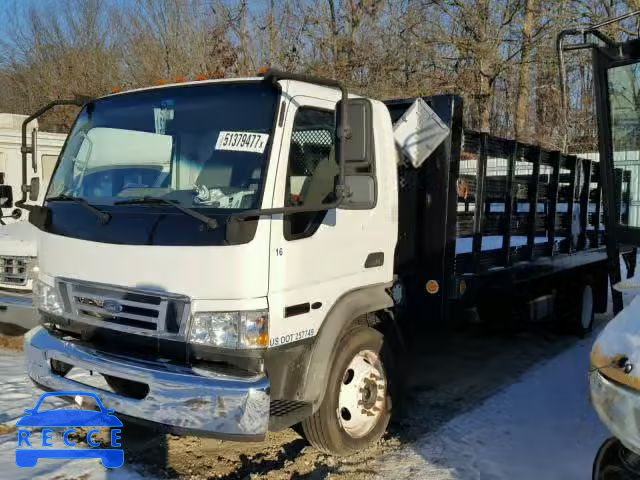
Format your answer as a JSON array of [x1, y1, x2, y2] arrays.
[[558, 9, 640, 479], [20, 70, 621, 455], [0, 113, 64, 222], [0, 114, 65, 333]]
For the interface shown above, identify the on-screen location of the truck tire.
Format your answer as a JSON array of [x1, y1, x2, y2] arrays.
[[300, 326, 393, 455], [593, 437, 640, 479], [576, 283, 594, 337]]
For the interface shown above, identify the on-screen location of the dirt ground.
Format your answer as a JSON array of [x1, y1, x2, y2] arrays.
[[0, 333, 23, 351], [0, 317, 593, 480]]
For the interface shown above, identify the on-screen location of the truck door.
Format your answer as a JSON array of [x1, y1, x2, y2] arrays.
[[266, 93, 393, 348], [593, 39, 640, 313]]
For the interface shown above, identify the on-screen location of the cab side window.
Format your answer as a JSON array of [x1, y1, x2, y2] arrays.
[[284, 108, 337, 240]]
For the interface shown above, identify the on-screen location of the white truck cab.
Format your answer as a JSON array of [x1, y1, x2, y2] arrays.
[[0, 115, 65, 331], [24, 72, 398, 453]]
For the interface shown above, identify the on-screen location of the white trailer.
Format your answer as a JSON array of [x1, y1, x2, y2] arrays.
[[0, 114, 65, 331]]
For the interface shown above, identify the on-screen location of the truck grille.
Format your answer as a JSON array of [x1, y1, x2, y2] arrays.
[[57, 279, 190, 337], [0, 256, 32, 286]]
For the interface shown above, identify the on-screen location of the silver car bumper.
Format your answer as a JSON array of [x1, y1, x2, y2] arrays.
[[25, 326, 270, 440], [0, 290, 38, 330], [590, 371, 640, 455]]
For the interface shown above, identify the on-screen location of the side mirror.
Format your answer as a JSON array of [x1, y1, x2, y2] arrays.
[[335, 99, 376, 208], [336, 98, 375, 168], [18, 99, 86, 211], [28, 178, 40, 202]]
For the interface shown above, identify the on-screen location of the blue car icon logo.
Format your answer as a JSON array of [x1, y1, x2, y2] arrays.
[[15, 391, 124, 468]]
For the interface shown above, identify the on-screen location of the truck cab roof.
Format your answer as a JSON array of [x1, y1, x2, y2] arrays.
[[102, 76, 264, 100]]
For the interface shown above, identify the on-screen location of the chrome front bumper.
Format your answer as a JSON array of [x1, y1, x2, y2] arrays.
[[590, 371, 640, 455], [0, 290, 37, 330], [25, 326, 270, 440]]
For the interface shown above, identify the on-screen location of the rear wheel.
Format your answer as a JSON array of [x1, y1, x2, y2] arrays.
[[300, 326, 393, 455], [576, 284, 594, 337]]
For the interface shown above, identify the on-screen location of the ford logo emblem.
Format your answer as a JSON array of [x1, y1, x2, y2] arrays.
[[102, 300, 123, 314]]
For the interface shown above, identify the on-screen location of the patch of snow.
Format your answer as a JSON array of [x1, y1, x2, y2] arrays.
[[373, 336, 608, 479], [0, 352, 46, 425]]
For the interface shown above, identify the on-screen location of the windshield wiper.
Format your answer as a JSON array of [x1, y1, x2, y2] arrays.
[[114, 196, 218, 230], [46, 195, 111, 224]]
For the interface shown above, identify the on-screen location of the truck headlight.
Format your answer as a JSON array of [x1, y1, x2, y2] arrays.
[[32, 278, 64, 316], [189, 310, 269, 349]]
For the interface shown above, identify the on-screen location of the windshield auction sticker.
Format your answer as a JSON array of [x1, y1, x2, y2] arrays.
[[215, 131, 269, 153]]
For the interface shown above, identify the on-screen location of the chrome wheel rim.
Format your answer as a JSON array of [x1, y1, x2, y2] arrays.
[[337, 349, 386, 439]]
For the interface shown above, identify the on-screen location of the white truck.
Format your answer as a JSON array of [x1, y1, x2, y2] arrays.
[[0, 114, 65, 332], [558, 10, 640, 478], [22, 71, 615, 454]]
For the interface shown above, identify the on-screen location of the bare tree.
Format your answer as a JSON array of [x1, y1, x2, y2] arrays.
[[0, 0, 637, 147], [515, 0, 537, 141]]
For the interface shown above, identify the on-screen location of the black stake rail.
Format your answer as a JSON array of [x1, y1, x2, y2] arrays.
[[547, 152, 561, 257], [593, 170, 603, 249], [579, 159, 593, 251], [565, 155, 576, 254], [472, 133, 488, 273], [503, 140, 517, 266], [527, 147, 542, 260]]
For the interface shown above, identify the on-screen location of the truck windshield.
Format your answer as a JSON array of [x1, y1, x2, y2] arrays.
[[47, 82, 278, 211]]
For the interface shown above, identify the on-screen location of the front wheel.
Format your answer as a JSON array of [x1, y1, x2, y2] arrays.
[[300, 326, 393, 455]]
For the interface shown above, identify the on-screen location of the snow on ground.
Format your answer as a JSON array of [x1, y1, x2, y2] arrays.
[[372, 334, 607, 480], [370, 255, 640, 480], [0, 351, 149, 480]]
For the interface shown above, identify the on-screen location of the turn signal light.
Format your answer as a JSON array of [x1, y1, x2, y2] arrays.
[[255, 333, 269, 348]]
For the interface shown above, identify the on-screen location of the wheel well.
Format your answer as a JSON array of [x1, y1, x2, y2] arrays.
[[299, 283, 394, 408], [349, 311, 383, 330]]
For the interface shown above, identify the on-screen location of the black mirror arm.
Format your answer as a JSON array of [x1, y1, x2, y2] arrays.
[[227, 198, 344, 224], [17, 97, 90, 210]]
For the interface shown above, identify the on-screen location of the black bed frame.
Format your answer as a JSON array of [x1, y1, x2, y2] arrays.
[[384, 95, 630, 325]]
